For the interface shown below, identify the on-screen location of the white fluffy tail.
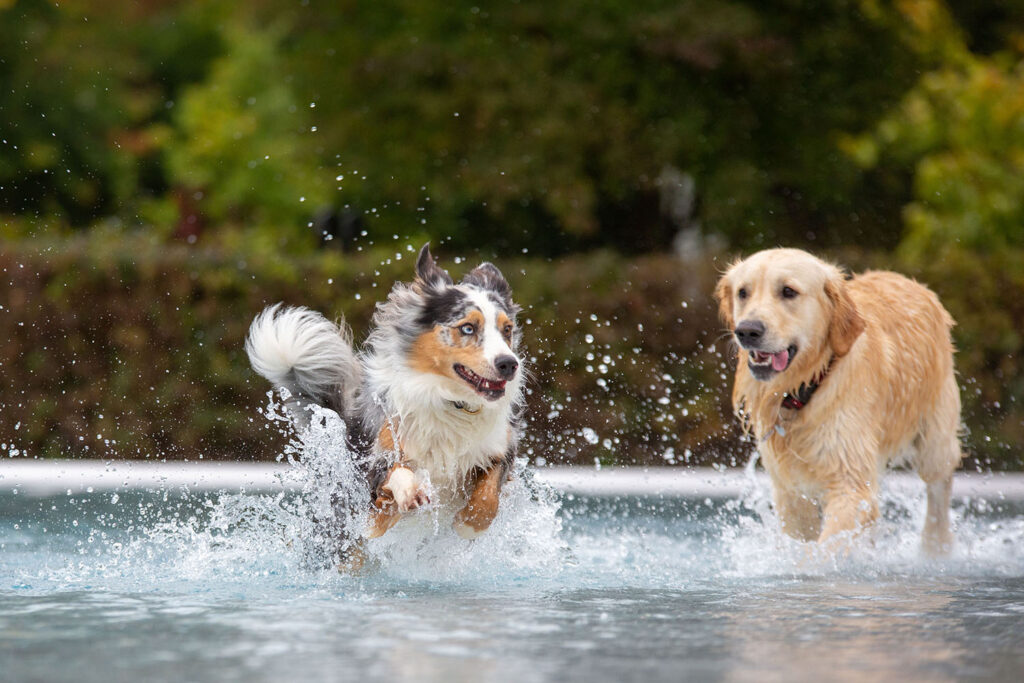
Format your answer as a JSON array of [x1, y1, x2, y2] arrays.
[[245, 304, 360, 423]]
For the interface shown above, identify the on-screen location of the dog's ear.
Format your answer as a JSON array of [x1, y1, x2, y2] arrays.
[[825, 274, 864, 357], [462, 262, 511, 299], [415, 243, 453, 288], [714, 277, 734, 331]]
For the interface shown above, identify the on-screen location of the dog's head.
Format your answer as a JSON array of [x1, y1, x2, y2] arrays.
[[715, 248, 863, 382], [405, 244, 523, 403]]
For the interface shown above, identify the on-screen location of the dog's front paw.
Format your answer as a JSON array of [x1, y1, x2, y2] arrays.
[[395, 484, 431, 513], [386, 467, 431, 513], [453, 501, 498, 540], [453, 517, 486, 540]]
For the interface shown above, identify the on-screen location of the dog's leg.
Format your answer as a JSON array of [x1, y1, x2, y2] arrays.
[[773, 487, 821, 541], [366, 421, 431, 539], [922, 475, 954, 556], [366, 465, 431, 539], [453, 461, 509, 540], [913, 374, 961, 556], [367, 500, 402, 539], [337, 543, 369, 573], [818, 482, 878, 546]]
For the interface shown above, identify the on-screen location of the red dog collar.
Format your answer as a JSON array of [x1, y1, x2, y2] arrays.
[[781, 357, 834, 411]]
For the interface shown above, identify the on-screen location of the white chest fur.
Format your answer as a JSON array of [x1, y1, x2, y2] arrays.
[[384, 393, 510, 491]]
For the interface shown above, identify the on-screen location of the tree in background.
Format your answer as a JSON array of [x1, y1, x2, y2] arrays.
[[280, 0, 925, 253], [0, 0, 135, 226], [848, 0, 1024, 257], [1, 0, 1022, 259], [0, 0, 224, 234], [160, 23, 327, 249], [2, 0, 929, 254]]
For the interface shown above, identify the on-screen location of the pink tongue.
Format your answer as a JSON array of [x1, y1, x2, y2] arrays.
[[771, 350, 789, 371]]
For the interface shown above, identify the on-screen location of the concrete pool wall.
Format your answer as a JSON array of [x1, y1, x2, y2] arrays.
[[3, 459, 1023, 500]]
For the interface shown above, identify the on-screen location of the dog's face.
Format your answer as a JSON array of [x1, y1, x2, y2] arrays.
[[715, 248, 863, 382], [407, 245, 522, 402]]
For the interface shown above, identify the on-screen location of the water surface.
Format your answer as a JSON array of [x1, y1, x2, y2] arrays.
[[3, 469, 1023, 683]]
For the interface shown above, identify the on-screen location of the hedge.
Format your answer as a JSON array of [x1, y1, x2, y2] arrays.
[[1, 234, 1020, 469]]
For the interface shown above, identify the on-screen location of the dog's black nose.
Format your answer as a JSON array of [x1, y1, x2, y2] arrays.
[[494, 355, 519, 379], [734, 319, 766, 346]]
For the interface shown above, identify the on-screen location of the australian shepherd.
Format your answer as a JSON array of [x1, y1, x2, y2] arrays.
[[245, 244, 525, 557]]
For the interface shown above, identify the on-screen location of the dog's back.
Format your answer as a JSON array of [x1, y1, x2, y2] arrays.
[[847, 271, 957, 457]]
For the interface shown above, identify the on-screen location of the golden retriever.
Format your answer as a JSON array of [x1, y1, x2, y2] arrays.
[[715, 248, 962, 555]]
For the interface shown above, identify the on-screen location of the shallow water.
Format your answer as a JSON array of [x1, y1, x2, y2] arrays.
[[3, 471, 1024, 683], [4, 413, 1024, 682]]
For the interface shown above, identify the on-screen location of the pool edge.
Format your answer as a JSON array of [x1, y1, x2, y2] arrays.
[[2, 459, 1023, 500]]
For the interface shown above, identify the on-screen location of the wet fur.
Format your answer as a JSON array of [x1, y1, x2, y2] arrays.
[[715, 248, 962, 555], [246, 245, 525, 562]]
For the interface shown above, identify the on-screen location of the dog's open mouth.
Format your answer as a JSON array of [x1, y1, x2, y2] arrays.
[[748, 345, 798, 378], [453, 363, 507, 399]]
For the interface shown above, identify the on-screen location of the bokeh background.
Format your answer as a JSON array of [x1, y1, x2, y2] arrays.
[[1, 0, 1022, 469]]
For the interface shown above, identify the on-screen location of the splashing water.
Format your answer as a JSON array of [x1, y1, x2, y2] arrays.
[[64, 399, 568, 590], [5, 419, 1024, 592], [3, 403, 1024, 681]]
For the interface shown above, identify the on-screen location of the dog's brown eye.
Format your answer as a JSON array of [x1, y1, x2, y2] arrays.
[[502, 324, 513, 339], [458, 323, 476, 335], [782, 286, 798, 299], [737, 288, 748, 300]]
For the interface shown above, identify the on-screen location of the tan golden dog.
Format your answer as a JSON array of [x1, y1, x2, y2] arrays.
[[715, 248, 962, 555]]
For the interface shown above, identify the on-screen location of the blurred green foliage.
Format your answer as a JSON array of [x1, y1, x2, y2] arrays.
[[164, 23, 330, 239], [1, 0, 1023, 466], [848, 0, 1024, 257], [0, 0, 957, 250], [3, 0, 1022, 255]]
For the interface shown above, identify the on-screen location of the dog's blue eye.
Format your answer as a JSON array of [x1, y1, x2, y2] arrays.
[[459, 323, 476, 335], [782, 286, 798, 299]]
